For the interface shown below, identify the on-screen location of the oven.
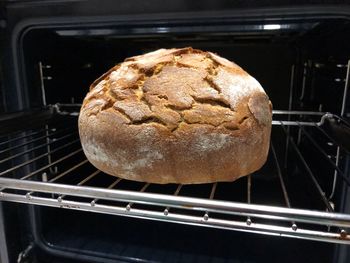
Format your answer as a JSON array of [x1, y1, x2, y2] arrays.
[[1, 1, 350, 262]]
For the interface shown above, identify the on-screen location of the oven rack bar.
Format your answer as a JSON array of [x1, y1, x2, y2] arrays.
[[297, 122, 350, 186], [0, 109, 349, 244], [0, 139, 80, 177], [0, 131, 77, 165], [0, 177, 350, 228], [280, 122, 335, 211], [1, 191, 349, 244], [0, 127, 72, 155], [54, 104, 327, 116], [54, 103, 346, 128], [0, 127, 53, 148]]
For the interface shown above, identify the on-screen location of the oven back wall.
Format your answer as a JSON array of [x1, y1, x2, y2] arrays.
[[22, 29, 294, 110]]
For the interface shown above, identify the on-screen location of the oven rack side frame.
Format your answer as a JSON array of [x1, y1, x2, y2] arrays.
[[0, 177, 350, 244]]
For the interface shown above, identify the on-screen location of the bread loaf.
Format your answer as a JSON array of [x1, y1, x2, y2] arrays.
[[79, 47, 272, 184]]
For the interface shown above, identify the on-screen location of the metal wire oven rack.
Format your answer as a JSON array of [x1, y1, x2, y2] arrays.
[[0, 106, 349, 244]]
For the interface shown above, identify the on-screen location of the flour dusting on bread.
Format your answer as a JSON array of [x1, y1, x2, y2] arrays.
[[79, 47, 272, 184]]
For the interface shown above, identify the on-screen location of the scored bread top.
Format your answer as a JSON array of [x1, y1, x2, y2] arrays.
[[82, 47, 271, 133]]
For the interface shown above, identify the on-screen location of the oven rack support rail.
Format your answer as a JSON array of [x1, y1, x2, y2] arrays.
[[1, 177, 350, 244], [0, 108, 349, 244]]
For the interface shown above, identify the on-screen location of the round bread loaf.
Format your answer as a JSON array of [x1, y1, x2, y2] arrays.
[[79, 47, 272, 184]]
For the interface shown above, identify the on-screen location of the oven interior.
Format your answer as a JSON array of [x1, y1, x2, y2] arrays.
[[1, 14, 350, 263]]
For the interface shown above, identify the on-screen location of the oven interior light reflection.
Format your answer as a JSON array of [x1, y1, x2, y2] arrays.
[[263, 24, 282, 30]]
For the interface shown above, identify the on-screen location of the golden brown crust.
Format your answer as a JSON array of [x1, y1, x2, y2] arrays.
[[79, 47, 272, 184]]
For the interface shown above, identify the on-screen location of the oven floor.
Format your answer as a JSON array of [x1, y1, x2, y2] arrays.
[[34, 207, 334, 263]]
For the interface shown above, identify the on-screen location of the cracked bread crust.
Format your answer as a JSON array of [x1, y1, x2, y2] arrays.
[[79, 47, 272, 184]]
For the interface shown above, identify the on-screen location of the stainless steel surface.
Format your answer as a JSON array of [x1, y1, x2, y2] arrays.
[[59, 170, 101, 200], [284, 65, 295, 169], [300, 62, 308, 101], [0, 110, 349, 244], [0, 139, 80, 177], [272, 120, 319, 126], [0, 131, 75, 165], [91, 178, 122, 207], [296, 123, 350, 186], [17, 244, 34, 263], [20, 148, 82, 181], [127, 183, 150, 210], [280, 122, 334, 212], [272, 110, 325, 115], [0, 128, 66, 155], [38, 62, 50, 107], [246, 175, 252, 225], [341, 60, 350, 117], [164, 184, 182, 215], [0, 128, 50, 148], [53, 103, 327, 118], [39, 62, 56, 174], [2, 191, 350, 244], [271, 144, 291, 208], [329, 146, 341, 200], [1, 176, 350, 226]]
